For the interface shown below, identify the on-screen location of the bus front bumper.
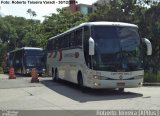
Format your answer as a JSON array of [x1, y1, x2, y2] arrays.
[[85, 79, 143, 89], [25, 68, 46, 75]]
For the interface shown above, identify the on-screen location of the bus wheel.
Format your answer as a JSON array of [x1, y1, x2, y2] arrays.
[[118, 88, 124, 93], [78, 72, 85, 92], [54, 69, 59, 82], [52, 68, 54, 81]]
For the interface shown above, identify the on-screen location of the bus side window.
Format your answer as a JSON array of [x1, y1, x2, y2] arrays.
[[9, 53, 13, 67], [61, 36, 65, 49], [16, 60, 20, 64], [65, 34, 70, 49], [58, 37, 62, 49], [75, 28, 82, 47], [70, 32, 75, 48], [83, 26, 90, 67], [55, 39, 59, 50], [46, 40, 52, 52], [52, 39, 56, 51]]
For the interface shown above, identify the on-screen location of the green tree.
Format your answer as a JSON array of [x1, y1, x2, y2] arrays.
[[142, 4, 160, 73], [27, 8, 37, 19], [89, 0, 160, 80], [90, 0, 137, 22], [40, 8, 88, 47], [0, 15, 40, 69]]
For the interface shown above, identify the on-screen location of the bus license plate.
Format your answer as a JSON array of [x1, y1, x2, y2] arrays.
[[117, 82, 125, 86]]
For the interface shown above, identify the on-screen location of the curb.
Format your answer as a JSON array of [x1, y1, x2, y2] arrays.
[[143, 83, 160, 86]]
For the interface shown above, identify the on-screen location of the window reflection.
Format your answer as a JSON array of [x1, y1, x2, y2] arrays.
[[91, 26, 143, 71]]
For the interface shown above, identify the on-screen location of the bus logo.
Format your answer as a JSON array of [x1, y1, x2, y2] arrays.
[[119, 75, 123, 80], [75, 52, 79, 58]]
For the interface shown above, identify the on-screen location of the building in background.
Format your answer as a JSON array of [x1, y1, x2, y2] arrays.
[[64, 0, 92, 15], [92, 0, 110, 12], [64, 0, 110, 15], [77, 4, 92, 15]]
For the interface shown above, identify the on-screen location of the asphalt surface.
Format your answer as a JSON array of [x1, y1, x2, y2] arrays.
[[0, 74, 160, 116]]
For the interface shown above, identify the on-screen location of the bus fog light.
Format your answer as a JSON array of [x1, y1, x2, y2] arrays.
[[94, 82, 100, 86], [139, 82, 143, 85], [26, 69, 30, 72]]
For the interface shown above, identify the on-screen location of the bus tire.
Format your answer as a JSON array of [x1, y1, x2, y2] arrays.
[[52, 68, 55, 81], [39, 73, 42, 77], [54, 68, 59, 82], [77, 72, 86, 92], [118, 88, 124, 93]]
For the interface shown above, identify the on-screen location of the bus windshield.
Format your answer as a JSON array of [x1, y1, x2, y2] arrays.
[[26, 56, 45, 67], [91, 26, 143, 71], [24, 49, 45, 67], [25, 50, 44, 56]]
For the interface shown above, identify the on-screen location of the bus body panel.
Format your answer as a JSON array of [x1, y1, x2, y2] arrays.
[[46, 22, 146, 89], [47, 48, 144, 89], [85, 79, 143, 89], [83, 70, 144, 88], [47, 48, 85, 84]]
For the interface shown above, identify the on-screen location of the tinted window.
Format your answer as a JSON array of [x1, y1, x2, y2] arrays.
[[83, 26, 91, 67], [69, 32, 75, 47], [75, 29, 82, 46], [64, 34, 70, 48], [26, 56, 45, 67], [46, 40, 52, 52], [91, 26, 142, 71], [25, 50, 44, 56], [47, 28, 84, 50]]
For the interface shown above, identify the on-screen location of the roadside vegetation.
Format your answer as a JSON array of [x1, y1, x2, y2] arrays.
[[0, 0, 160, 82], [144, 72, 160, 83]]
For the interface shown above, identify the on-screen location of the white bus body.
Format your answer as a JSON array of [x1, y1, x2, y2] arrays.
[[46, 22, 152, 90]]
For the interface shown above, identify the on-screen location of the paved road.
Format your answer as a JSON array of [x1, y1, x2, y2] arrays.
[[0, 74, 160, 111]]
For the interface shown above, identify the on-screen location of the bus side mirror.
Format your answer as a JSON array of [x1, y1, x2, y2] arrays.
[[143, 38, 152, 55], [89, 37, 95, 55]]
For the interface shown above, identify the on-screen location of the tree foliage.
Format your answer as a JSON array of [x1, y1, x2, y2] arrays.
[[89, 0, 160, 73], [0, 1, 160, 74], [27, 8, 37, 19], [39, 8, 88, 47], [0, 8, 88, 70]]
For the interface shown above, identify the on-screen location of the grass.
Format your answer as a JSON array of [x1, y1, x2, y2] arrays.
[[144, 72, 160, 83], [0, 67, 4, 74]]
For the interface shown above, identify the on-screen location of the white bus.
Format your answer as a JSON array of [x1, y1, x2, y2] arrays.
[[46, 22, 152, 92]]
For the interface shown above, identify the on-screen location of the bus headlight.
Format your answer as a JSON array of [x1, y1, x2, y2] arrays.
[[26, 69, 30, 73], [93, 75, 99, 79], [94, 82, 100, 86], [93, 75, 109, 80], [42, 69, 46, 72]]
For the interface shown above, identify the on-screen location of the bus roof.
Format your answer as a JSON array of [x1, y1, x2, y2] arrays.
[[79, 22, 138, 27], [9, 47, 43, 53], [49, 21, 138, 40]]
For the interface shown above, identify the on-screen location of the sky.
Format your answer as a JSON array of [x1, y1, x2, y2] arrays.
[[0, 0, 97, 22]]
